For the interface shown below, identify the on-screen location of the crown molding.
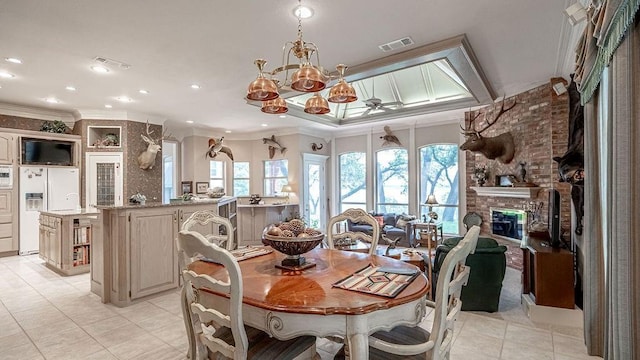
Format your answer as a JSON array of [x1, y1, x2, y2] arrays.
[[74, 109, 166, 125], [0, 102, 76, 122]]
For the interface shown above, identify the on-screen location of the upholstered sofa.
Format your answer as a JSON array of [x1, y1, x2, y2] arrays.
[[432, 236, 507, 312], [346, 212, 416, 247]]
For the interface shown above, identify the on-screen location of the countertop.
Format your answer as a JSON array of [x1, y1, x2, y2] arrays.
[[237, 203, 298, 208], [96, 196, 236, 210], [40, 208, 100, 216]]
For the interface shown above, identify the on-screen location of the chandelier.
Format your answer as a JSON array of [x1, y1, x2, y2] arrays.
[[246, 0, 358, 115]]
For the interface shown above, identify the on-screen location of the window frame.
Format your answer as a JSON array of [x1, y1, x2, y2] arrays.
[[232, 161, 250, 196], [374, 148, 409, 214], [263, 159, 289, 196], [338, 151, 367, 212], [209, 160, 225, 190]]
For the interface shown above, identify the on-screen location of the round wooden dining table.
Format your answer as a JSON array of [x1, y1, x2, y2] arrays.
[[187, 247, 429, 360]]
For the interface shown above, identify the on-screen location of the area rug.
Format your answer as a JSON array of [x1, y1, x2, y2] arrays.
[[495, 238, 524, 272]]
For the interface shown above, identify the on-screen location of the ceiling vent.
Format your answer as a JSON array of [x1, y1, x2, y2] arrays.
[[93, 56, 131, 70], [378, 37, 414, 52]]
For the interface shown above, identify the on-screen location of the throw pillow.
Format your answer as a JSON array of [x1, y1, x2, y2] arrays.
[[396, 218, 409, 228]]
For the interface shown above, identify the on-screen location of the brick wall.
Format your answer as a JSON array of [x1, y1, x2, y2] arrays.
[[465, 79, 572, 241]]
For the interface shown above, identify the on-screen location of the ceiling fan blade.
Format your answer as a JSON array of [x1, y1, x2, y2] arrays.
[[381, 101, 403, 107], [362, 108, 373, 116]]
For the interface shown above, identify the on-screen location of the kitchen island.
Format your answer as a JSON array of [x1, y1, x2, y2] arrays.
[[91, 197, 237, 306]]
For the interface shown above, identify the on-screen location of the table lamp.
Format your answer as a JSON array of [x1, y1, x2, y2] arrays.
[[425, 194, 439, 223], [280, 184, 293, 204]]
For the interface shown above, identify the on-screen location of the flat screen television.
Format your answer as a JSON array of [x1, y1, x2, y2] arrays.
[[548, 188, 562, 248], [21, 138, 74, 166]]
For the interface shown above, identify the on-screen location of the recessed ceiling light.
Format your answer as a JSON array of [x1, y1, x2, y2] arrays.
[[186, 120, 194, 124], [139, 89, 149, 94], [293, 5, 314, 19], [91, 65, 109, 73], [5, 57, 22, 64], [279, 115, 287, 118], [65, 86, 76, 91], [105, 104, 113, 108], [225, 130, 232, 133], [115, 96, 133, 103], [261, 123, 268, 127], [0, 71, 15, 79], [190, 84, 200, 89], [45, 97, 60, 104]]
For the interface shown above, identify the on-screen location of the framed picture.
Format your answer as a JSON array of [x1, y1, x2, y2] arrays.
[[495, 174, 515, 187], [196, 182, 209, 194], [181, 181, 193, 195]]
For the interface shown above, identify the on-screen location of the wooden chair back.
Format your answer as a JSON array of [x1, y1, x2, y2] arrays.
[[429, 225, 480, 358], [177, 229, 248, 359], [181, 210, 235, 250], [326, 208, 380, 255]]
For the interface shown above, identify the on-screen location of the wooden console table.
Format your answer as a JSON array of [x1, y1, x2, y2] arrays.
[[411, 221, 443, 246]]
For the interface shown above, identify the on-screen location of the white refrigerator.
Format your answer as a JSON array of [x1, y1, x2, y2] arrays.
[[19, 166, 80, 255]]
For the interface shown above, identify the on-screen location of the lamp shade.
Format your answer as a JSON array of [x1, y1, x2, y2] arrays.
[[304, 93, 330, 114], [261, 97, 288, 114], [291, 64, 327, 92], [425, 194, 439, 205], [328, 79, 358, 103], [281, 185, 293, 193]]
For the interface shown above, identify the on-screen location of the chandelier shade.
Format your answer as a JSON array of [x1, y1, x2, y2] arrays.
[[304, 93, 330, 114], [246, 59, 279, 101], [261, 97, 288, 114], [245, 0, 356, 115], [291, 63, 327, 92]]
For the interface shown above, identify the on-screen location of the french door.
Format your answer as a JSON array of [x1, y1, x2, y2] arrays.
[[302, 153, 328, 231]]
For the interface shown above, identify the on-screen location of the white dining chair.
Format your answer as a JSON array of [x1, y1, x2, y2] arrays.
[[326, 208, 380, 255], [177, 230, 317, 360], [366, 225, 481, 360], [181, 210, 235, 250]]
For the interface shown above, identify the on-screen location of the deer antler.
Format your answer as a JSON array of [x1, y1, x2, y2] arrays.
[[460, 110, 483, 134], [474, 97, 517, 134]]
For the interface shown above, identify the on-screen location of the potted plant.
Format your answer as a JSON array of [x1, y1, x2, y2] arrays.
[[473, 165, 489, 186]]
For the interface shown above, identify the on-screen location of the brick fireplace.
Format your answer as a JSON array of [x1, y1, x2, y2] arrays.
[[465, 79, 572, 241]]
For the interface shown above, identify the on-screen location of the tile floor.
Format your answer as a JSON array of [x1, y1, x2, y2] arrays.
[[0, 255, 601, 360]]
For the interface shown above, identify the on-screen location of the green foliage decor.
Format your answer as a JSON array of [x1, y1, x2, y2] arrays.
[[40, 120, 69, 133]]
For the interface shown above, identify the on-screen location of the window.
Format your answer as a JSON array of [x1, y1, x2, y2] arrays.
[[233, 162, 250, 196], [264, 159, 288, 196], [162, 140, 179, 203], [419, 144, 459, 234], [209, 161, 225, 189], [375, 149, 408, 214], [338, 152, 367, 212]]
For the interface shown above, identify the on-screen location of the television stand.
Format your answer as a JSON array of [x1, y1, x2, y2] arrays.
[[522, 231, 574, 309]]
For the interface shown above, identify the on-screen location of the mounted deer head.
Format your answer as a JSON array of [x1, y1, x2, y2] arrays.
[[460, 97, 517, 164], [137, 121, 169, 170]]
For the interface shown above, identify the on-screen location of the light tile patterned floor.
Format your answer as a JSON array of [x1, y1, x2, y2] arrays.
[[0, 255, 600, 359]]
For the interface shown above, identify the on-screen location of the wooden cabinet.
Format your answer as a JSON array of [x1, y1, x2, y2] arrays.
[[522, 232, 574, 309], [130, 208, 179, 299], [39, 211, 96, 275], [237, 204, 298, 246], [93, 197, 237, 306], [0, 134, 14, 164], [0, 189, 18, 253]]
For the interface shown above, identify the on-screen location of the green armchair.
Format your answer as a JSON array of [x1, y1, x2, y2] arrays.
[[432, 236, 507, 312]]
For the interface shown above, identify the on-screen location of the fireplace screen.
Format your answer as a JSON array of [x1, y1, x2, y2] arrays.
[[490, 208, 527, 242]]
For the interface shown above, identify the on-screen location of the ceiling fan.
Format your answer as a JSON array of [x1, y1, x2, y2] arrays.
[[357, 77, 402, 116]]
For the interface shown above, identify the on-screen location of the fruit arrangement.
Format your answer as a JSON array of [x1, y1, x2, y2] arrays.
[[265, 219, 322, 239]]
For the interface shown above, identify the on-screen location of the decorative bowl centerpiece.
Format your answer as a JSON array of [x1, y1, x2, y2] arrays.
[[262, 219, 324, 270]]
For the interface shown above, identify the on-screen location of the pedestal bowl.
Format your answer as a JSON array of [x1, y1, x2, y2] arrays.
[[262, 232, 324, 270]]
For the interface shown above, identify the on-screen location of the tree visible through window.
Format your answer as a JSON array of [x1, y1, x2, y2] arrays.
[[376, 149, 408, 214], [339, 152, 367, 212], [264, 159, 288, 196], [233, 162, 250, 196], [419, 144, 459, 233]]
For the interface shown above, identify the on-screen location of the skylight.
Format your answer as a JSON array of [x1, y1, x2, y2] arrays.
[[274, 35, 495, 127]]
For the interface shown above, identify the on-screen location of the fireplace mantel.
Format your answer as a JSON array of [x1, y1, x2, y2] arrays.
[[471, 186, 542, 199]]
